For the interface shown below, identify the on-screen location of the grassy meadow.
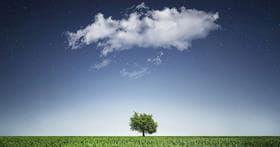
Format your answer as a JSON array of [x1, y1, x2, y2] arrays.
[[0, 136, 280, 147]]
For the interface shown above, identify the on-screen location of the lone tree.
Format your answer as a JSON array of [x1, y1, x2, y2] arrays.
[[130, 112, 158, 136]]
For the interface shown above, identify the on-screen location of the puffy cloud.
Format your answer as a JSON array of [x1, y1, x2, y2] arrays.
[[66, 3, 220, 78], [120, 67, 149, 79], [90, 59, 111, 70], [66, 3, 219, 56]]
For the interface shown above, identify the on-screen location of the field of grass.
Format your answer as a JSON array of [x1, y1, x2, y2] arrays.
[[0, 136, 280, 147]]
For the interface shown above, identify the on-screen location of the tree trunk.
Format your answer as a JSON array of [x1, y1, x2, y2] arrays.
[[142, 130, 145, 137]]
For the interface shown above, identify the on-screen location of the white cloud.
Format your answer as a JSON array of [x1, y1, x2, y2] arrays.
[[120, 67, 149, 79], [90, 59, 111, 70], [147, 51, 164, 65], [66, 3, 219, 56]]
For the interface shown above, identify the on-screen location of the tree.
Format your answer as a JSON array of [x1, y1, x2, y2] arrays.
[[129, 112, 158, 136]]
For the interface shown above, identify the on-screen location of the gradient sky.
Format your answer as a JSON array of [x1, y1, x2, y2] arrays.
[[0, 0, 280, 136]]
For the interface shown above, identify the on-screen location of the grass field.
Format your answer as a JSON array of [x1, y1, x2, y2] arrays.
[[0, 136, 280, 147]]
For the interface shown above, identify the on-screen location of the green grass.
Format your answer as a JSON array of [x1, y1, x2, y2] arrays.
[[0, 136, 280, 147]]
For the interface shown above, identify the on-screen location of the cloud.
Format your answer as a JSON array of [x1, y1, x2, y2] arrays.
[[147, 51, 164, 65], [66, 3, 219, 56], [120, 67, 149, 79], [90, 59, 111, 70], [135, 2, 148, 10], [66, 3, 220, 79]]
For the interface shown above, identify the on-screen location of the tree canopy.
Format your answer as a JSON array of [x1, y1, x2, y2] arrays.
[[130, 112, 158, 136]]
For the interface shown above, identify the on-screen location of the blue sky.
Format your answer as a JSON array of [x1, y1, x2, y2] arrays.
[[0, 0, 280, 136]]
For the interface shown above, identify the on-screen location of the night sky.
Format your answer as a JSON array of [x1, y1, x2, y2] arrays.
[[0, 0, 280, 136]]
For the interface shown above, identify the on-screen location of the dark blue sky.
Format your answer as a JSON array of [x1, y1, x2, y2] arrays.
[[0, 0, 280, 135]]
